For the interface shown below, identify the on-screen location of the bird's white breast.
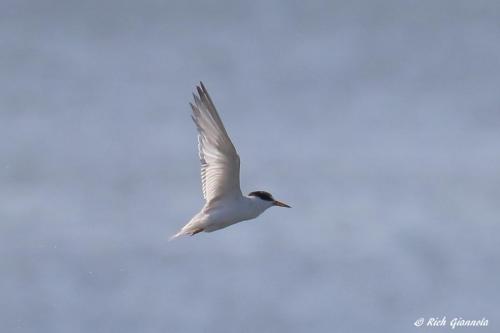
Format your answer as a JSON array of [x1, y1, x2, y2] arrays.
[[202, 196, 266, 232]]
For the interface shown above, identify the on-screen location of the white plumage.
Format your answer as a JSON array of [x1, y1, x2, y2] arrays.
[[170, 82, 290, 240]]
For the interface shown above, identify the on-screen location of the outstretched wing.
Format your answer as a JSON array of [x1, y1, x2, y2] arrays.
[[190, 82, 241, 203]]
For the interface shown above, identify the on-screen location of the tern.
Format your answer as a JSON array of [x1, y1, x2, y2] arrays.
[[171, 82, 290, 239]]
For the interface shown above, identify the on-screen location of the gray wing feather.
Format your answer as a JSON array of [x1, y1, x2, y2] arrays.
[[190, 82, 241, 202]]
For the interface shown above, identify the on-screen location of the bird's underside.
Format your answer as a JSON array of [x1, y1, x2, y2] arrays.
[[189, 228, 203, 236], [171, 197, 263, 239]]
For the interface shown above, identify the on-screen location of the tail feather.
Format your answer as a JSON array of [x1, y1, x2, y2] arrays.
[[169, 231, 184, 241], [170, 213, 206, 241], [169, 226, 204, 241]]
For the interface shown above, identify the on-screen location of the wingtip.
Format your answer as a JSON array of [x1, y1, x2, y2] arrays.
[[196, 81, 209, 96], [196, 85, 203, 98]]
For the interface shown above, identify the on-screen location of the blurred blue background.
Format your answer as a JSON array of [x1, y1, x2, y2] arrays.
[[1, 0, 499, 332]]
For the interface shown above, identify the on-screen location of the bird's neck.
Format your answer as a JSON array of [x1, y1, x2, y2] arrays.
[[244, 195, 272, 216]]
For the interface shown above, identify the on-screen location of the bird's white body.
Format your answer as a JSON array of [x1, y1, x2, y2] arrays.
[[174, 195, 273, 237], [170, 82, 289, 239]]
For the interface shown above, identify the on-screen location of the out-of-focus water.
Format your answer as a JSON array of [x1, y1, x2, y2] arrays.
[[1, 1, 499, 332]]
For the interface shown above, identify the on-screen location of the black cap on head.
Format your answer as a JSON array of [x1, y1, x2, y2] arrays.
[[248, 191, 274, 201]]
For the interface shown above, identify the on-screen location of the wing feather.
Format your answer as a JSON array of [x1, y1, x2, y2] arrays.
[[190, 82, 241, 203]]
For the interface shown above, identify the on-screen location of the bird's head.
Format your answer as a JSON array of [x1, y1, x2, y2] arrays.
[[248, 191, 291, 208]]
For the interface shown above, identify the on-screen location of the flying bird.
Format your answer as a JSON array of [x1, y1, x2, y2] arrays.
[[171, 82, 290, 239]]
